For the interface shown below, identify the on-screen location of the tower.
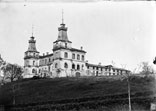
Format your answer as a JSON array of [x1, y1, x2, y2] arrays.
[[53, 10, 72, 51], [24, 33, 39, 78], [52, 11, 72, 77]]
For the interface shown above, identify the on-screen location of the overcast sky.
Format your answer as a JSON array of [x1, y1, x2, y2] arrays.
[[0, 1, 156, 72]]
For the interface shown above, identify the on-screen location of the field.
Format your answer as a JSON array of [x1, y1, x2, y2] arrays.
[[0, 75, 155, 111]]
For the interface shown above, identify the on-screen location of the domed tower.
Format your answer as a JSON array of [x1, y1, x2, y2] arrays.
[[24, 36, 39, 78]]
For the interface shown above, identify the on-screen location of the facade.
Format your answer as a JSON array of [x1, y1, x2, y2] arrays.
[[23, 20, 130, 78]]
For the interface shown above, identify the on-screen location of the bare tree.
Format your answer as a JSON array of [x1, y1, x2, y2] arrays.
[[140, 62, 154, 75], [1, 63, 23, 82], [0, 59, 7, 85]]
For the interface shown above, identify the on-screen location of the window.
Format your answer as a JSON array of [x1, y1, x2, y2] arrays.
[[65, 43, 67, 48], [64, 52, 68, 58], [81, 55, 84, 61], [77, 54, 80, 60], [33, 61, 35, 66], [55, 63, 58, 68], [33, 53, 35, 56], [32, 69, 36, 73], [82, 65, 84, 70], [49, 58, 51, 62], [77, 64, 80, 70], [48, 66, 50, 71], [45, 59, 47, 64], [64, 63, 68, 68], [72, 53, 75, 59], [72, 64, 75, 69], [87, 66, 89, 69]]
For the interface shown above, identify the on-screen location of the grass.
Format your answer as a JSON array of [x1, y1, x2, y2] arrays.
[[0, 75, 155, 110]]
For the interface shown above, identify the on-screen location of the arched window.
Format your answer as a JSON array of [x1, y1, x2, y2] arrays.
[[32, 69, 36, 73], [77, 64, 80, 70], [72, 64, 75, 69], [72, 53, 75, 59], [77, 54, 80, 60], [64, 52, 68, 58], [55, 63, 58, 68], [81, 55, 84, 61], [64, 63, 68, 68]]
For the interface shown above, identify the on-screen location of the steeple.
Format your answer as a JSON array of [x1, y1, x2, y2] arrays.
[[32, 24, 34, 37], [27, 25, 38, 52], [62, 9, 64, 24], [53, 11, 72, 51], [24, 35, 39, 60], [55, 10, 71, 43]]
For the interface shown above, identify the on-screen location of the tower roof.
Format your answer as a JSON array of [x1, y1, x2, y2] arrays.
[[54, 11, 72, 43], [27, 36, 39, 52], [57, 23, 69, 41]]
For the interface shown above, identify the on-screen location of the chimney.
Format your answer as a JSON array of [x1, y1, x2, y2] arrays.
[[80, 46, 83, 50], [43, 53, 45, 56], [46, 52, 49, 55], [99, 62, 101, 66]]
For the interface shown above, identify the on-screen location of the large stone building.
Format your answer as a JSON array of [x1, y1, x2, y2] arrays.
[[23, 19, 130, 78]]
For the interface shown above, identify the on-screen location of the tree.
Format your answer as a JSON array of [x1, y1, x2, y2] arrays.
[[0, 57, 7, 85], [139, 62, 154, 75], [1, 63, 23, 82], [153, 57, 156, 65]]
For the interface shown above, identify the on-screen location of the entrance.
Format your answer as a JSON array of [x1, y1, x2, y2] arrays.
[[75, 72, 81, 77]]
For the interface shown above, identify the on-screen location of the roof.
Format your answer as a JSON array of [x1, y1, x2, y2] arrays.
[[53, 40, 72, 43], [86, 63, 130, 72], [25, 50, 39, 53], [53, 47, 86, 53], [56, 23, 70, 42], [86, 63, 105, 68], [24, 56, 39, 60], [39, 53, 53, 59], [70, 48, 86, 53]]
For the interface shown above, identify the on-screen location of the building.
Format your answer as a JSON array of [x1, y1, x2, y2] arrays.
[[23, 18, 130, 78]]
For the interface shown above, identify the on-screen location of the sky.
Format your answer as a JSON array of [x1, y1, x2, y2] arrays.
[[0, 1, 156, 72]]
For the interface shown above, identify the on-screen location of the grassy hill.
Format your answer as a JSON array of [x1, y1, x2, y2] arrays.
[[0, 75, 155, 110]]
